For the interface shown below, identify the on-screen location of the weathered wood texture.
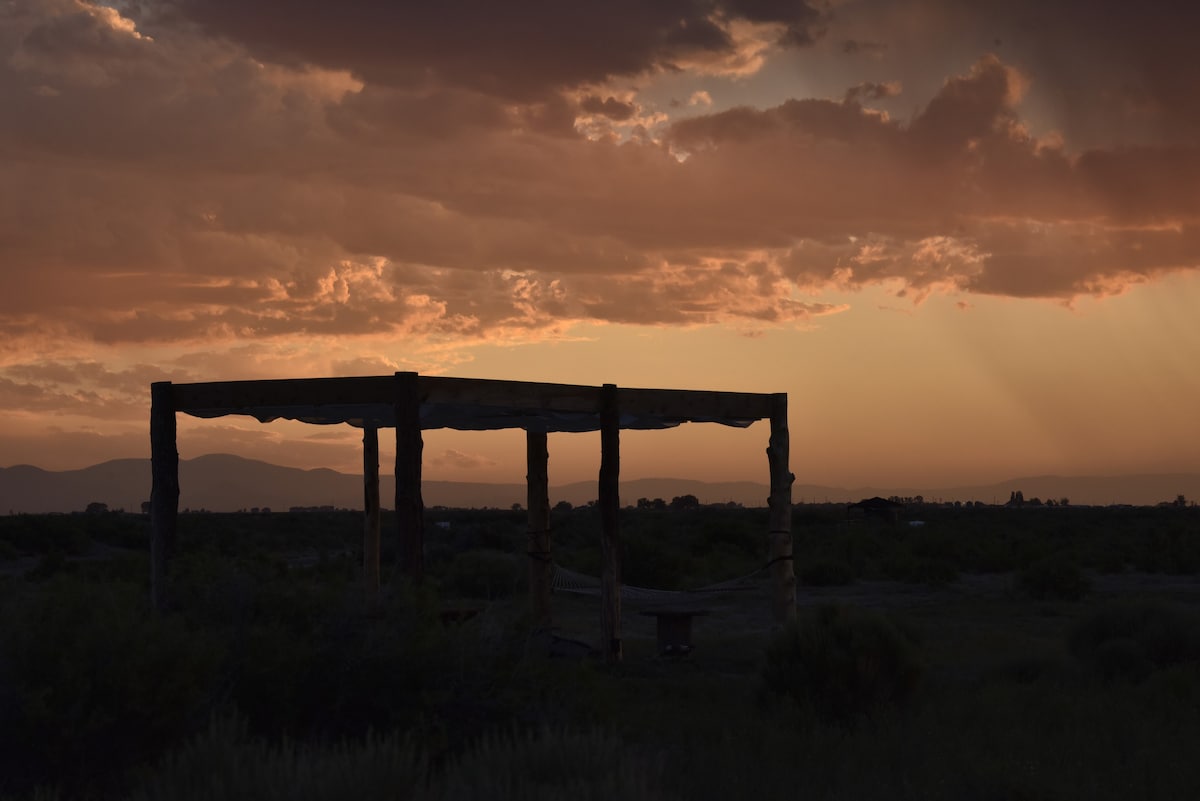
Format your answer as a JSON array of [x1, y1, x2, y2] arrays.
[[394, 372, 425, 579], [168, 375, 774, 426], [599, 383, 623, 663], [423, 376, 598, 412], [766, 393, 796, 623], [615, 387, 772, 421], [363, 426, 381, 610], [525, 430, 552, 629], [150, 381, 179, 612], [172, 376, 396, 412]]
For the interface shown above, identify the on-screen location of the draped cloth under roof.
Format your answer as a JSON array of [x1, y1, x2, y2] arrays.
[[169, 375, 776, 433]]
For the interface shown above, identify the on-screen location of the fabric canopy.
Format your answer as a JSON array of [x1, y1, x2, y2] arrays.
[[183, 402, 760, 432]]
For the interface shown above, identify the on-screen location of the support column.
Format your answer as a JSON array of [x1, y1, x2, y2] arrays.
[[363, 425, 381, 610], [526, 429, 552, 629], [766, 393, 796, 623], [394, 372, 424, 580], [599, 383, 622, 662], [150, 381, 179, 613]]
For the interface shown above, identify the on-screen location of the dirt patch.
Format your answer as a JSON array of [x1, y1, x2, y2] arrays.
[[546, 571, 1200, 652]]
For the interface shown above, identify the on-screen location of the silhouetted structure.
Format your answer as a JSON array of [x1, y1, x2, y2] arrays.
[[848, 496, 904, 523], [150, 373, 794, 662]]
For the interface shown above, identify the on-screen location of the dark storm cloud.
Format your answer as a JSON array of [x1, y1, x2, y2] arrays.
[[579, 94, 637, 122], [907, 55, 1015, 159], [720, 0, 826, 46], [842, 80, 900, 104], [927, 0, 1200, 144], [841, 38, 886, 56], [164, 0, 827, 100]]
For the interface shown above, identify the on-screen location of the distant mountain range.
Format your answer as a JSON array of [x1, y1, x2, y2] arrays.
[[0, 454, 1196, 513]]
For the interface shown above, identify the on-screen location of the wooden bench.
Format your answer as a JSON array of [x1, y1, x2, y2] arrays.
[[639, 608, 710, 656]]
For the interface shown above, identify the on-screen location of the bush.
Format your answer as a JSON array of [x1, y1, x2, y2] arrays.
[[1069, 600, 1200, 682], [798, 558, 854, 587], [0, 578, 224, 798], [129, 714, 428, 801], [23, 549, 73, 581], [762, 604, 922, 725], [0, 538, 19, 561], [434, 726, 666, 801], [621, 530, 689, 590], [1019, 555, 1090, 601], [905, 557, 958, 587], [131, 718, 666, 801], [981, 654, 1072, 686], [442, 549, 522, 599]]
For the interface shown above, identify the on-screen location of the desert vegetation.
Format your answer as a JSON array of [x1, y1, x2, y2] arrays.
[[0, 502, 1198, 799]]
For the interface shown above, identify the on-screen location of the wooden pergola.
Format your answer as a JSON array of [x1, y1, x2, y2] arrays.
[[150, 373, 796, 661]]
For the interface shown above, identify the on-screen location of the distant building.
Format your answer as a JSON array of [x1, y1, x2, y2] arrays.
[[847, 496, 904, 524]]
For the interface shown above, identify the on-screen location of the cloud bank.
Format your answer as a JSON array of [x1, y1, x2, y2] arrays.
[[1, 0, 1198, 431]]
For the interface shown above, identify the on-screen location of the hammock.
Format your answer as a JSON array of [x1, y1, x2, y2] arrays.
[[551, 562, 767, 605]]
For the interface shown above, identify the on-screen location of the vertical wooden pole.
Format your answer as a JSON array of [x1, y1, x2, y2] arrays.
[[767, 393, 796, 623], [525, 431, 552, 623], [526, 429, 552, 629], [363, 425, 381, 610], [599, 383, 622, 662], [150, 381, 178, 613], [394, 372, 424, 580]]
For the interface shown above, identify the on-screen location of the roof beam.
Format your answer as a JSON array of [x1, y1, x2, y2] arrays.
[[168, 375, 776, 427]]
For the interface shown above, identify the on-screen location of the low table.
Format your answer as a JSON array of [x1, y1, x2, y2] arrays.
[[639, 608, 711, 656]]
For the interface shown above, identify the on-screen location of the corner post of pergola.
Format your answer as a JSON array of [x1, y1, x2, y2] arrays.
[[394, 371, 424, 580], [766, 392, 796, 623], [599, 383, 622, 662], [363, 425, 381, 610], [149, 381, 179, 613], [526, 429, 552, 629]]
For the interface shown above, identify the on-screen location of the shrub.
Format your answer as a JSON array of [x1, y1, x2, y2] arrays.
[[0, 578, 224, 798], [434, 726, 666, 801], [442, 549, 522, 599], [1069, 600, 1200, 682], [221, 580, 466, 741], [696, 514, 763, 556], [620, 529, 689, 590], [0, 538, 19, 561], [798, 558, 854, 587], [131, 719, 665, 801], [981, 655, 1071, 686], [905, 557, 959, 587], [761, 604, 922, 725], [129, 714, 428, 801], [23, 549, 72, 581], [1019, 555, 1090, 601]]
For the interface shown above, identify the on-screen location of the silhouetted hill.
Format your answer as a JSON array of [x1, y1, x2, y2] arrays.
[[0, 454, 1196, 513]]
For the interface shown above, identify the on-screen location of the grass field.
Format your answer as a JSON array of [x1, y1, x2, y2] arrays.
[[1, 503, 1198, 799]]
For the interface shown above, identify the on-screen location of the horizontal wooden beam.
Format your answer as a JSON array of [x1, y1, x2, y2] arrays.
[[171, 376, 395, 413], [616, 387, 774, 421], [168, 375, 776, 426], [422, 376, 602, 413]]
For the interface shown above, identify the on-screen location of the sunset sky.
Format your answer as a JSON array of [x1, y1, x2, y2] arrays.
[[2, 0, 1198, 492]]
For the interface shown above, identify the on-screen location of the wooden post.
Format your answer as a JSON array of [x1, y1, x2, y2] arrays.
[[150, 381, 179, 613], [526, 429, 552, 629], [766, 393, 796, 623], [599, 383, 622, 662], [363, 425, 381, 610], [394, 372, 424, 580]]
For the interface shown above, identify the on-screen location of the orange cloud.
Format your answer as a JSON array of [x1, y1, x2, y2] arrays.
[[2, 0, 1199, 417], [429, 449, 498, 470]]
